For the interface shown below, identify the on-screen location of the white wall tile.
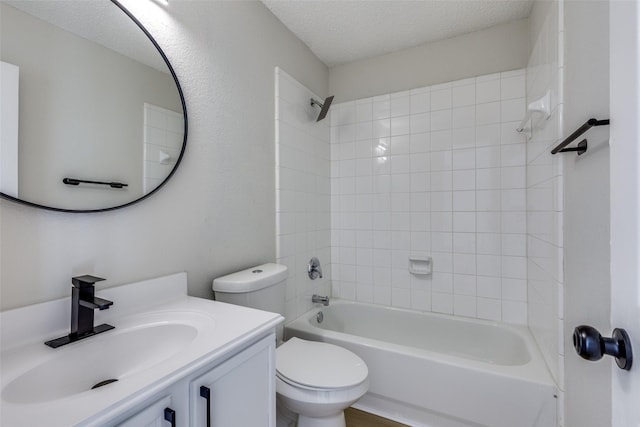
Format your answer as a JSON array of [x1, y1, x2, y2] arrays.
[[453, 212, 476, 233], [329, 69, 527, 324], [431, 171, 452, 191], [453, 232, 476, 253], [431, 151, 453, 171], [477, 233, 502, 255], [411, 91, 430, 114], [501, 98, 525, 122], [373, 100, 391, 119], [391, 96, 411, 117], [476, 102, 501, 125], [410, 132, 430, 153], [356, 122, 373, 141], [476, 79, 501, 103], [431, 110, 452, 131], [453, 148, 475, 170], [431, 88, 452, 110], [374, 119, 391, 138], [355, 101, 373, 123], [454, 294, 477, 317], [476, 168, 501, 190], [452, 127, 476, 149], [391, 135, 411, 155], [477, 298, 502, 320], [476, 124, 501, 147], [453, 84, 476, 107], [453, 191, 475, 211], [501, 75, 526, 100], [410, 113, 430, 134], [502, 300, 527, 324], [432, 232, 453, 252], [454, 254, 476, 275], [477, 276, 502, 299], [430, 130, 452, 151], [432, 292, 454, 314], [453, 170, 476, 191], [452, 106, 476, 129], [391, 116, 411, 136]]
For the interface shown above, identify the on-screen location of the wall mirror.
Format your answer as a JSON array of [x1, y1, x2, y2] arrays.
[[0, 0, 187, 212]]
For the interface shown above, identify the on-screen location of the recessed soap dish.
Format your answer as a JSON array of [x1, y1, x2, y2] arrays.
[[409, 256, 432, 276]]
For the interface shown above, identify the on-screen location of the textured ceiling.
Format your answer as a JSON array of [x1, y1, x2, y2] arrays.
[[261, 0, 534, 67], [5, 1, 168, 73]]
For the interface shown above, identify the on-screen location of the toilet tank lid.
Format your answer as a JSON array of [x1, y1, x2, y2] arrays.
[[212, 263, 288, 293]]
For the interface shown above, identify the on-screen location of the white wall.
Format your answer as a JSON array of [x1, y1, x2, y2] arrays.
[[330, 71, 528, 322], [0, 0, 328, 311], [527, 2, 613, 426], [525, 0, 565, 424], [275, 68, 332, 320], [329, 19, 529, 103], [563, 2, 611, 427]]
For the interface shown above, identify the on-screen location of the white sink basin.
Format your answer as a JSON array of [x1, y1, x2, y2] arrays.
[[0, 273, 283, 427], [3, 321, 198, 404]]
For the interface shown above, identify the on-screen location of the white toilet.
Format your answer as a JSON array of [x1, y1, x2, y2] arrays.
[[212, 263, 368, 427]]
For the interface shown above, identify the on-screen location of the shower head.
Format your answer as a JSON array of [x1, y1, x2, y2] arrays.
[[310, 96, 334, 122]]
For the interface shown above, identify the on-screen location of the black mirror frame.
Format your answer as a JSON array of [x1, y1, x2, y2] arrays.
[[0, 0, 188, 213]]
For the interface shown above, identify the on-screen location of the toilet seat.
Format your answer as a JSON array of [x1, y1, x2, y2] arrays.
[[276, 338, 368, 390]]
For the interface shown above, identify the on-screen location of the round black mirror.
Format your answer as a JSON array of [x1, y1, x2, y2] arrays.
[[0, 0, 187, 212]]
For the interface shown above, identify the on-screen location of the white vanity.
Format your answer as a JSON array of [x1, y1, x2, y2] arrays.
[[0, 273, 283, 426]]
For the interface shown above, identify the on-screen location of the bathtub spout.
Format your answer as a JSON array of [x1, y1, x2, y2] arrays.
[[312, 294, 329, 306]]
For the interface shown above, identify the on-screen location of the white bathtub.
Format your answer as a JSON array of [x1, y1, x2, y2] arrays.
[[285, 300, 556, 427]]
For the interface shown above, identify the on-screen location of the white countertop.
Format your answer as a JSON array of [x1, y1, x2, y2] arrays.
[[0, 273, 283, 427]]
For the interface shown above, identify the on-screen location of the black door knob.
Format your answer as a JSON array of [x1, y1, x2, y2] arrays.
[[573, 325, 633, 371]]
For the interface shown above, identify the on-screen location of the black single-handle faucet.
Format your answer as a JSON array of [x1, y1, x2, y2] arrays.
[[45, 275, 115, 348]]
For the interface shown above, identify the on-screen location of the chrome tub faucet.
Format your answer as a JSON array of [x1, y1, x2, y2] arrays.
[[312, 294, 330, 306]]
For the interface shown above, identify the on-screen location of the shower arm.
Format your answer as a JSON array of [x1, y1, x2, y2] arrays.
[[310, 96, 334, 122], [310, 98, 324, 108]]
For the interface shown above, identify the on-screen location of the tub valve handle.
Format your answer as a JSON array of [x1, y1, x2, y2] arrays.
[[308, 257, 323, 280]]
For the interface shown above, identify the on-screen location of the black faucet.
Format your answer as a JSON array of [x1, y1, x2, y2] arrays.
[[45, 275, 115, 348]]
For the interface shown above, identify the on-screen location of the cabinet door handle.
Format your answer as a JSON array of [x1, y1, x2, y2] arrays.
[[164, 407, 176, 427], [200, 386, 211, 427]]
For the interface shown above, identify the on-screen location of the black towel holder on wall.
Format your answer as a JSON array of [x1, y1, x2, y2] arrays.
[[551, 118, 610, 155], [63, 178, 128, 189]]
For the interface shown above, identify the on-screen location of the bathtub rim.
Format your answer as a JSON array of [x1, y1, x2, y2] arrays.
[[285, 299, 555, 388]]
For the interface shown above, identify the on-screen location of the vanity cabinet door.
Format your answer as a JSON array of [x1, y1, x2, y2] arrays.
[[117, 395, 175, 427], [190, 334, 276, 427]]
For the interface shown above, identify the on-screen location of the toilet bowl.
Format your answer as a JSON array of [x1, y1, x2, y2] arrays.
[[212, 264, 369, 427], [276, 338, 368, 427]]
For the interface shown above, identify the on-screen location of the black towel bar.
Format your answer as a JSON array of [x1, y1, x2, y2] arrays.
[[551, 118, 609, 155], [63, 178, 128, 189]]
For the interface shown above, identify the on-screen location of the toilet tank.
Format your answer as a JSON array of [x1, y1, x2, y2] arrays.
[[212, 263, 287, 317]]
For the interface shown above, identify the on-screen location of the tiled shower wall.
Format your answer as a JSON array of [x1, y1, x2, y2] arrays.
[[330, 70, 528, 324], [275, 68, 332, 321], [526, 0, 564, 422], [143, 103, 183, 194]]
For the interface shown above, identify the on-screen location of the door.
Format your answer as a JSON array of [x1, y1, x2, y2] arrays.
[[117, 395, 175, 427], [190, 335, 276, 427], [610, 1, 640, 426], [0, 61, 19, 197]]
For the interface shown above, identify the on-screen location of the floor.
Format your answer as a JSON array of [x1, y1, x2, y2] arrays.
[[344, 408, 409, 427]]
